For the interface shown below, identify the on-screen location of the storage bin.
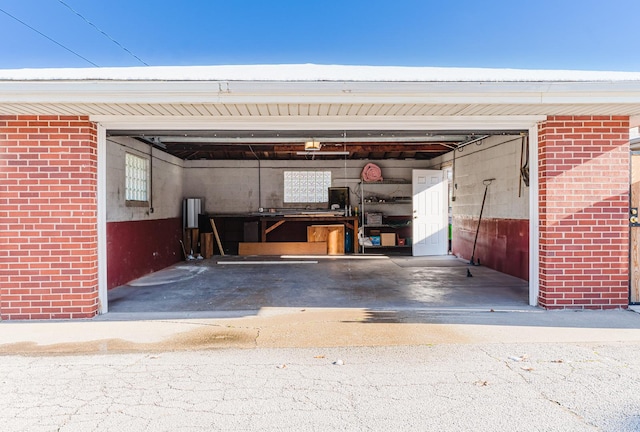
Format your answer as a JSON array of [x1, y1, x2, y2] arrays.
[[366, 212, 383, 225]]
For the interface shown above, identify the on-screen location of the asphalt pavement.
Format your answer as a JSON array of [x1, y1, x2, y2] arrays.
[[2, 308, 640, 431]]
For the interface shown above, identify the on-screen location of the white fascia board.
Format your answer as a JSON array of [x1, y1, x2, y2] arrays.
[[3, 64, 640, 82], [96, 124, 108, 314], [96, 115, 545, 131], [3, 80, 640, 106]]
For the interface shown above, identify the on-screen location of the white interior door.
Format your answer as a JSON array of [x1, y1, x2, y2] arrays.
[[412, 169, 447, 256]]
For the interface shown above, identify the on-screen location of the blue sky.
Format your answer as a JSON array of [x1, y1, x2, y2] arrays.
[[1, 0, 639, 71]]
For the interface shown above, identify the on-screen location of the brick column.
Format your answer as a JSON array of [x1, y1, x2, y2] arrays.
[[0, 115, 98, 319], [538, 116, 629, 309]]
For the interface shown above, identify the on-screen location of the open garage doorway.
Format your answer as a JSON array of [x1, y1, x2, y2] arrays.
[[98, 124, 539, 315]]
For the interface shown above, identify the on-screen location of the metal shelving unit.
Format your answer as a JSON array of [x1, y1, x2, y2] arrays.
[[359, 180, 412, 254]]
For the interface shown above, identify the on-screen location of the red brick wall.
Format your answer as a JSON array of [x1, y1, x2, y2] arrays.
[[538, 116, 629, 309], [0, 115, 99, 320]]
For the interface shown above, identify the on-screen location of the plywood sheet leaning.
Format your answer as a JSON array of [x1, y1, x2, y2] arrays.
[[238, 242, 328, 256], [307, 225, 345, 255], [209, 218, 225, 256]]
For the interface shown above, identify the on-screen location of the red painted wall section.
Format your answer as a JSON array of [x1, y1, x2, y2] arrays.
[[106, 217, 182, 290], [0, 115, 99, 320], [538, 116, 629, 309], [452, 217, 529, 281]]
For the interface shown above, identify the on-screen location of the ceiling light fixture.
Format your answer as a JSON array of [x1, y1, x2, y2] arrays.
[[304, 140, 321, 151]]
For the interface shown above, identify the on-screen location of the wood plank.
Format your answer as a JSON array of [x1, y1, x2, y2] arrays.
[[209, 218, 225, 256], [238, 242, 327, 256], [631, 154, 640, 303], [257, 215, 358, 250], [200, 233, 213, 259], [307, 225, 344, 255], [284, 213, 340, 217], [265, 220, 286, 235]]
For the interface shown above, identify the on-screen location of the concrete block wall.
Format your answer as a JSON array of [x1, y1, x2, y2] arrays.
[[105, 137, 184, 289], [538, 116, 629, 309], [448, 136, 529, 220], [106, 137, 184, 222], [183, 159, 427, 215], [0, 115, 98, 319], [427, 135, 530, 280]]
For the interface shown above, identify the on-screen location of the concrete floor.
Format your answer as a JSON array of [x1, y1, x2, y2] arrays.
[[108, 255, 529, 316]]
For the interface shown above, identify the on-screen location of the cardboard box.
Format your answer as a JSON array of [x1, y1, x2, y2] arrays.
[[381, 233, 396, 246]]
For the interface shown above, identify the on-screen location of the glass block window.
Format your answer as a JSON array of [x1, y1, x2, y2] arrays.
[[125, 153, 148, 202], [284, 171, 331, 203]]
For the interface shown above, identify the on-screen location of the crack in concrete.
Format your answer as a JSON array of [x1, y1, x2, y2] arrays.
[[539, 392, 600, 430], [3, 343, 640, 431], [254, 327, 261, 347]]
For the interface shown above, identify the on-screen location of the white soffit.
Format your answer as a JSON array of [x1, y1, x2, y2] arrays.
[[2, 64, 640, 118]]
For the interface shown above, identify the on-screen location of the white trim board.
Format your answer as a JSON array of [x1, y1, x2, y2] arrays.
[[96, 116, 545, 132], [528, 124, 540, 307], [97, 124, 108, 314], [4, 63, 640, 82]]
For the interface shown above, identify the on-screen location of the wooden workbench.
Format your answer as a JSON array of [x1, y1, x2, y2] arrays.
[[259, 215, 358, 253]]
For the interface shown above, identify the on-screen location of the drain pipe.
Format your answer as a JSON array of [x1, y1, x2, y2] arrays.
[[469, 178, 495, 265], [451, 149, 457, 202], [148, 143, 154, 214], [248, 145, 261, 210]]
